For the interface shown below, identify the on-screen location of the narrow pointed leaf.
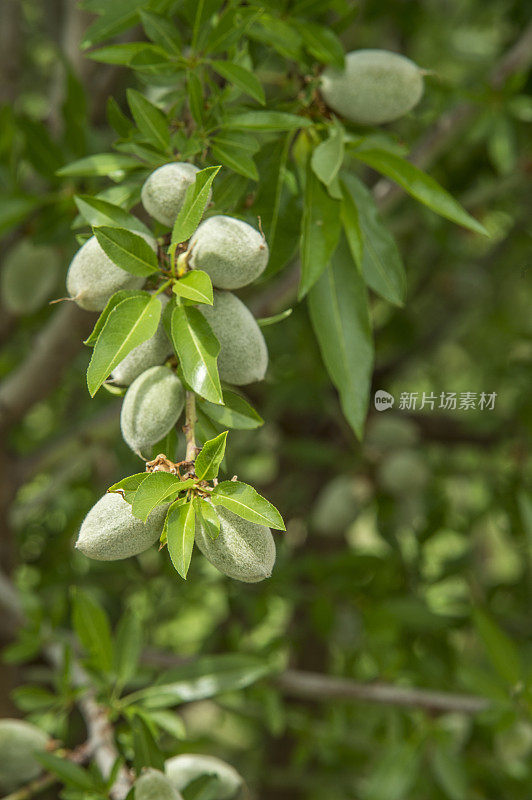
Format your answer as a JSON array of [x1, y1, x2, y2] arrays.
[[93, 226, 159, 277], [171, 166, 220, 245], [58, 153, 139, 177], [173, 270, 213, 304], [211, 481, 285, 530], [351, 149, 489, 236], [74, 195, 151, 236], [341, 174, 406, 306], [170, 303, 223, 404], [195, 431, 228, 480], [308, 235, 373, 439], [166, 500, 196, 579], [71, 588, 114, 673], [131, 472, 191, 521], [211, 60, 265, 104], [198, 391, 263, 430], [84, 290, 148, 346], [127, 88, 170, 152], [108, 472, 150, 504], [87, 295, 162, 396], [194, 498, 220, 540], [299, 166, 342, 298]]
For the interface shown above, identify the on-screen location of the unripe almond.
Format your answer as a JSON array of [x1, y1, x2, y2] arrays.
[[320, 49, 424, 125], [66, 235, 153, 311], [199, 291, 268, 385], [311, 475, 360, 536], [1, 241, 61, 315], [76, 492, 167, 561], [141, 163, 211, 227], [135, 768, 184, 800], [189, 215, 269, 289], [0, 719, 49, 792], [120, 365, 185, 458], [195, 506, 275, 583], [165, 754, 244, 800], [109, 295, 173, 387]]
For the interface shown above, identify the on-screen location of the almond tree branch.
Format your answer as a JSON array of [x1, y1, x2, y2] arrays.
[[184, 391, 197, 462], [0, 303, 95, 435], [276, 669, 490, 715]]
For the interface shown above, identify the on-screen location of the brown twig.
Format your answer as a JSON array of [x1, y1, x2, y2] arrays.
[[184, 391, 197, 462], [276, 669, 490, 715]]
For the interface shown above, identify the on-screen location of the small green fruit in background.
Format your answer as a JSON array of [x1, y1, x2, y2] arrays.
[[0, 719, 49, 793], [75, 491, 167, 560], [378, 449, 429, 495], [120, 365, 185, 458], [66, 235, 152, 311], [196, 506, 275, 583], [165, 754, 244, 800], [1, 241, 61, 315], [109, 295, 173, 387], [135, 768, 184, 800], [320, 49, 424, 125], [189, 215, 269, 289], [141, 162, 210, 227], [311, 475, 363, 536], [199, 291, 268, 385]]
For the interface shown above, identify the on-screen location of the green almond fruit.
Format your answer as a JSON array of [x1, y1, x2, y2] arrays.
[[165, 754, 244, 800], [196, 506, 275, 583], [141, 162, 211, 228], [311, 475, 361, 536], [75, 491, 167, 561], [135, 768, 184, 800], [0, 719, 49, 793], [320, 49, 424, 125], [189, 215, 269, 289], [120, 365, 185, 458], [66, 235, 153, 311], [1, 241, 61, 315], [199, 291, 268, 385]]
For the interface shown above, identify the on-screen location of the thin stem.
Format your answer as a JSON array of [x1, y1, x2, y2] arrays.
[[154, 279, 172, 297], [1, 774, 58, 800], [184, 391, 197, 462]]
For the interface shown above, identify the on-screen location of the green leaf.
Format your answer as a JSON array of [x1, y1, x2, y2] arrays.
[[173, 270, 213, 305], [93, 226, 159, 277], [194, 498, 220, 540], [171, 166, 220, 245], [211, 139, 259, 181], [122, 654, 273, 709], [87, 42, 164, 65], [308, 235, 374, 439], [182, 774, 221, 800], [132, 472, 192, 522], [71, 588, 114, 673], [127, 88, 170, 152], [35, 753, 95, 792], [87, 295, 162, 397], [211, 60, 265, 105], [81, 1, 146, 48], [198, 391, 263, 430], [12, 686, 56, 712], [431, 744, 468, 800], [74, 195, 151, 237], [114, 612, 143, 687], [223, 111, 311, 131], [472, 607, 523, 686], [166, 500, 196, 579], [57, 153, 139, 177], [311, 122, 344, 187], [170, 303, 223, 404], [341, 173, 406, 306], [84, 291, 146, 346], [107, 473, 149, 504], [195, 431, 228, 480], [351, 149, 489, 236], [139, 10, 182, 55], [211, 481, 285, 530], [299, 166, 342, 298], [257, 309, 293, 327], [149, 710, 186, 740], [299, 21, 345, 68], [130, 713, 165, 771], [107, 97, 134, 137]]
